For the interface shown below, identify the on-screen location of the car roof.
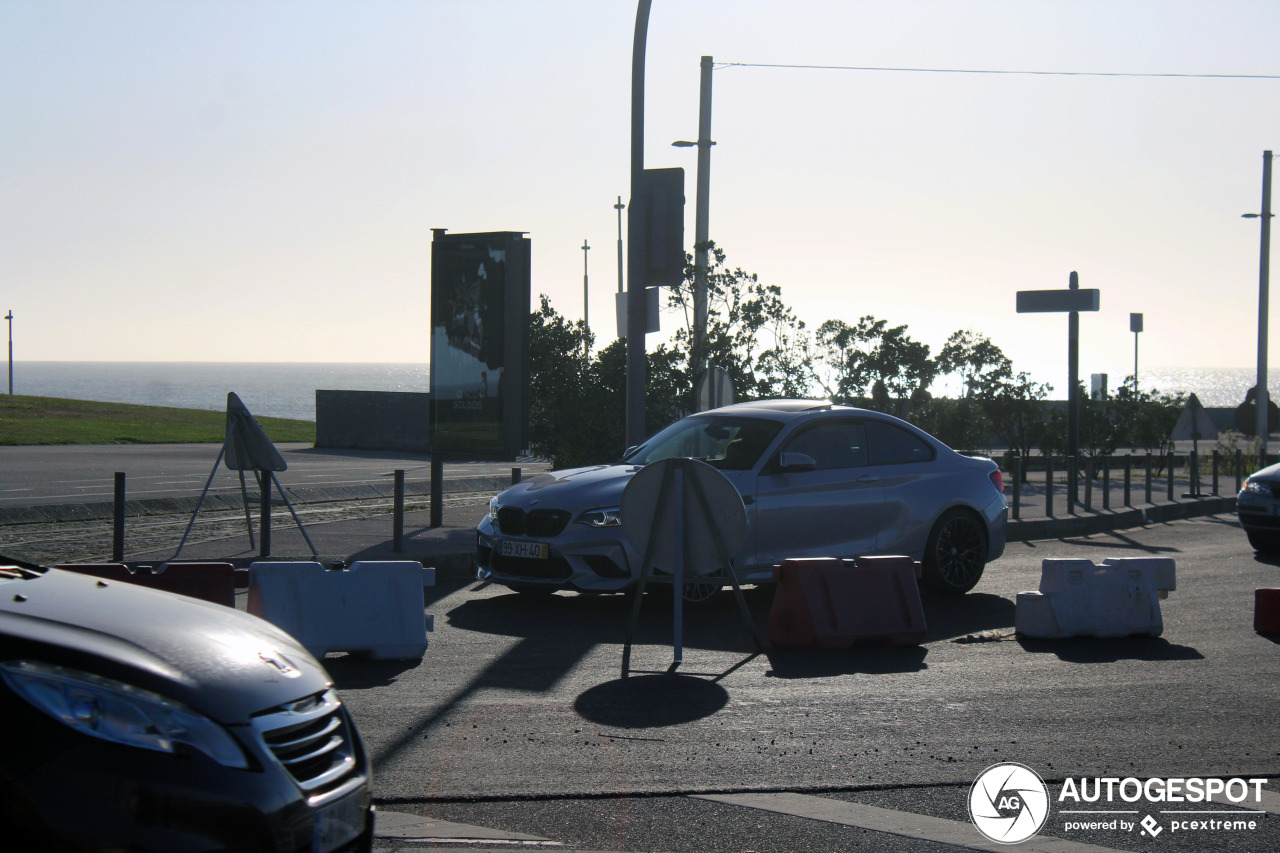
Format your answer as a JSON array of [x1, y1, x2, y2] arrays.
[[701, 399, 854, 417]]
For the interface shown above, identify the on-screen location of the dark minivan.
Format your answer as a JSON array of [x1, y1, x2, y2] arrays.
[[0, 559, 373, 852]]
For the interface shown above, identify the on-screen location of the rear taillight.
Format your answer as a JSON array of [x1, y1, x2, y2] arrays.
[[991, 469, 1005, 494]]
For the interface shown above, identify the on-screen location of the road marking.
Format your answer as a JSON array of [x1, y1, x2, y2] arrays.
[[694, 792, 1126, 853], [374, 810, 559, 845]]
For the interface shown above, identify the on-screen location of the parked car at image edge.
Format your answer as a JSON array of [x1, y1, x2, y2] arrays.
[[0, 558, 374, 852], [1236, 460, 1280, 553], [477, 400, 1008, 599]]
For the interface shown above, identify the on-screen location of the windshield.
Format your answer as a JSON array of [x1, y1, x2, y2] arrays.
[[624, 415, 784, 471]]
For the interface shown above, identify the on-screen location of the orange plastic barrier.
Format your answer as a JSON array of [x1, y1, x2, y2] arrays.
[[767, 556, 927, 649], [1255, 588, 1280, 634], [55, 562, 244, 608]]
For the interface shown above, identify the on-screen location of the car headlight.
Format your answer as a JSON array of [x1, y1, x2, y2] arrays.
[[1243, 480, 1273, 496], [488, 497, 500, 522], [578, 507, 622, 527], [0, 660, 249, 769]]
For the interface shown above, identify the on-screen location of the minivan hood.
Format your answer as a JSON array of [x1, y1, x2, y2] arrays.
[[0, 568, 329, 723]]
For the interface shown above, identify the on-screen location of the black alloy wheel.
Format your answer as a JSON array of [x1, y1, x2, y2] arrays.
[[922, 509, 987, 595]]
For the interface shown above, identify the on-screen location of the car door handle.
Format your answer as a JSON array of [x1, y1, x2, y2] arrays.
[[742, 495, 756, 505], [855, 475, 880, 484]]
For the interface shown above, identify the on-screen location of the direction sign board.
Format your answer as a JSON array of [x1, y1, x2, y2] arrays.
[[1016, 289, 1101, 313]]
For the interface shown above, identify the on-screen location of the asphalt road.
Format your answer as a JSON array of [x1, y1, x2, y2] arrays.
[[0, 443, 543, 507], [350, 515, 1279, 853]]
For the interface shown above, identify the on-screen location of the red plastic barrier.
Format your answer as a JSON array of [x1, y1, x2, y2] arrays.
[[767, 556, 927, 649], [55, 563, 243, 608], [1255, 588, 1280, 634]]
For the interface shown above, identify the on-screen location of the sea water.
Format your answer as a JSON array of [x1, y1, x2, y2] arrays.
[[9, 362, 429, 422], [5, 361, 1269, 422]]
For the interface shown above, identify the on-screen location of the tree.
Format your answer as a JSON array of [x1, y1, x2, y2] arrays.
[[665, 243, 815, 404], [1111, 382, 1185, 460], [526, 296, 688, 468], [982, 370, 1053, 474], [937, 330, 1012, 398], [814, 316, 933, 411]]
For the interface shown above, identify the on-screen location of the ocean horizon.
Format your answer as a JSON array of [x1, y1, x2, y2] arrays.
[[4, 361, 1275, 423]]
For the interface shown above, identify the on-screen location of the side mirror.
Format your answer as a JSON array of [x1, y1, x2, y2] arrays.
[[778, 451, 817, 473]]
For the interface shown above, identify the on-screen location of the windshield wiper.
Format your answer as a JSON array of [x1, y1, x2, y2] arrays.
[[0, 553, 49, 577]]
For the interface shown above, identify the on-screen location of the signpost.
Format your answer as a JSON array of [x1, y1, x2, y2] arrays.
[[1017, 272, 1101, 513]]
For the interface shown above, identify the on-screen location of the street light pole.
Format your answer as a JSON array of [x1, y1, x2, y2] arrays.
[[625, 0, 652, 448], [673, 56, 715, 408], [614, 196, 625, 295], [1130, 313, 1143, 394], [581, 239, 591, 361], [4, 310, 12, 395], [1245, 150, 1274, 457], [693, 55, 713, 392]]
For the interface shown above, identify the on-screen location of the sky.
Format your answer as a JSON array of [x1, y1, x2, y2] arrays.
[[2, 0, 1278, 397]]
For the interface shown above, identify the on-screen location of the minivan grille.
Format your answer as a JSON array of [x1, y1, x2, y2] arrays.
[[253, 689, 359, 798]]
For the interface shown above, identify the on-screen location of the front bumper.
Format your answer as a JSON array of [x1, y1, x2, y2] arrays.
[[475, 517, 637, 592]]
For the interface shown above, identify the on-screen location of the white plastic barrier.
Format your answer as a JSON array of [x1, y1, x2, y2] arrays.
[[248, 561, 436, 660], [1015, 557, 1176, 639]]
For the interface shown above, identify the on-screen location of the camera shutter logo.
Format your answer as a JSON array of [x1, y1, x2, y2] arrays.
[[969, 762, 1050, 844]]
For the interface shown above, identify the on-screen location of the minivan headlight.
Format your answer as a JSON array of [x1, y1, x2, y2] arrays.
[[1243, 480, 1272, 495], [578, 507, 622, 527], [0, 660, 249, 768]]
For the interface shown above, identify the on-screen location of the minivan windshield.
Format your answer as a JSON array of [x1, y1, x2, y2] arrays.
[[623, 415, 784, 471]]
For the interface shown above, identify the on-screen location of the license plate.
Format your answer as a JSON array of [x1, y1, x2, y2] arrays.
[[313, 787, 368, 853], [501, 540, 549, 559]]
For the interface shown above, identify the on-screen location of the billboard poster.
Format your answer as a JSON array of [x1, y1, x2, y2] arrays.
[[430, 230, 529, 457]]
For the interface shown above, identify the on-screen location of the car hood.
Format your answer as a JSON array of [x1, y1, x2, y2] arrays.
[[0, 568, 330, 723], [1246, 461, 1280, 483], [496, 462, 751, 511], [497, 463, 639, 510]]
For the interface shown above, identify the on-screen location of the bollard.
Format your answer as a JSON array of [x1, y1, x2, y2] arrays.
[[1236, 449, 1244, 493], [1084, 458, 1093, 511], [1212, 450, 1220, 496], [1145, 453, 1153, 504], [1067, 456, 1077, 515], [1046, 456, 1054, 517], [1011, 456, 1021, 520], [259, 472, 271, 558], [511, 467, 521, 485], [1102, 456, 1110, 510], [1123, 455, 1132, 507], [1167, 453, 1175, 501], [112, 472, 126, 562], [430, 452, 443, 528], [392, 469, 405, 553]]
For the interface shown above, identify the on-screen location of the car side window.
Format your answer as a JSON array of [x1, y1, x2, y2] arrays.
[[866, 420, 934, 465], [781, 421, 868, 471]]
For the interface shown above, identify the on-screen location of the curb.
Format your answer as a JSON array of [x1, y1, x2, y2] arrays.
[[1007, 496, 1237, 541]]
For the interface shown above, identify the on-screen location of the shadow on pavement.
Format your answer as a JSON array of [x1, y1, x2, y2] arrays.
[[764, 645, 928, 679], [325, 656, 423, 689], [1017, 635, 1204, 662], [574, 674, 730, 729], [922, 593, 1015, 641]]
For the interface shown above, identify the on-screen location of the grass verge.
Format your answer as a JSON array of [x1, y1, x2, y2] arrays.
[[0, 395, 315, 445]]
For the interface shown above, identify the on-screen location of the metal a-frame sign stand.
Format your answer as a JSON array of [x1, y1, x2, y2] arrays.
[[620, 457, 767, 677], [170, 392, 318, 563]]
